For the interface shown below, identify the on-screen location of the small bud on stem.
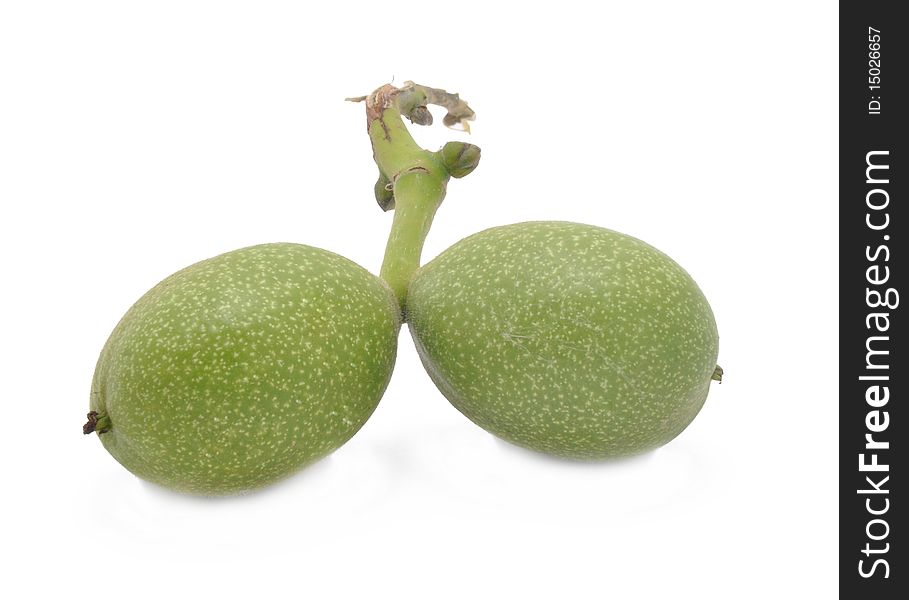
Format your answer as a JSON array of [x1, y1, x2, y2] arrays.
[[439, 142, 481, 179]]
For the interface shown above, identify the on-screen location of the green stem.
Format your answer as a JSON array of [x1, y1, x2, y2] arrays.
[[380, 171, 446, 309], [355, 82, 480, 312]]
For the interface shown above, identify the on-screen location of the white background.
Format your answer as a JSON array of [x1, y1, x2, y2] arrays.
[[0, 1, 837, 598]]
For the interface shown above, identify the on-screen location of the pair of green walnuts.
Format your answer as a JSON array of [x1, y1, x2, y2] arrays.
[[85, 83, 721, 496]]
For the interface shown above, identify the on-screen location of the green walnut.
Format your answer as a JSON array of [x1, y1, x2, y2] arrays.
[[407, 221, 721, 459], [86, 82, 724, 493], [87, 243, 399, 495]]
